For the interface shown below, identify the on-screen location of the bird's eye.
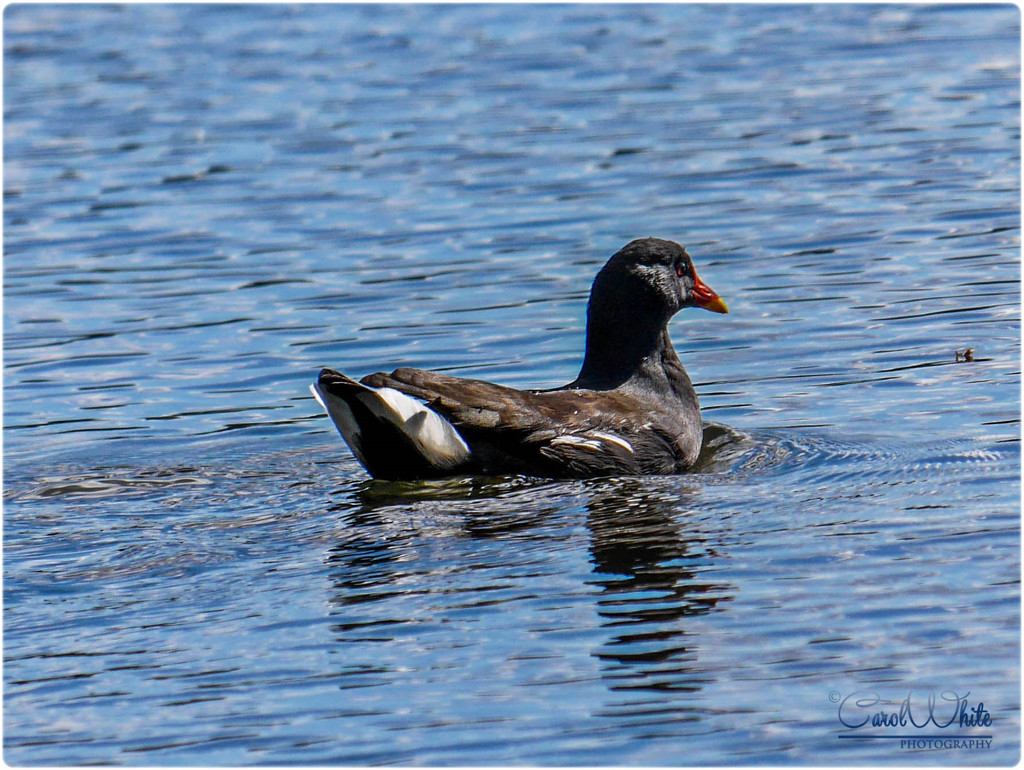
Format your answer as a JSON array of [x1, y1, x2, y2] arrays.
[[675, 263, 685, 278]]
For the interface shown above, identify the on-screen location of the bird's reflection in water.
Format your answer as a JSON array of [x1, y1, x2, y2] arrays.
[[320, 465, 734, 713], [321, 475, 575, 693], [323, 475, 564, 616], [585, 476, 732, 721], [323, 424, 743, 620]]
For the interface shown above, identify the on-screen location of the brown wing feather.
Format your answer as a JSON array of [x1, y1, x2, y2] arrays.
[[362, 368, 646, 433], [361, 367, 542, 431], [360, 367, 687, 476]]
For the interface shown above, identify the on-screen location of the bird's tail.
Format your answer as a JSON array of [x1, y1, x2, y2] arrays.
[[310, 368, 470, 479]]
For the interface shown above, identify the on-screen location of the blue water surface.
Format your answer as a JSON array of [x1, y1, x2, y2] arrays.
[[4, 4, 1020, 765]]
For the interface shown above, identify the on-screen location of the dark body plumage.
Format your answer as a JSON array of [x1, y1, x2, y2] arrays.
[[312, 238, 728, 479]]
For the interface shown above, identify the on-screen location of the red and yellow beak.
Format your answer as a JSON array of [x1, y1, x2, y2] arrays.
[[691, 272, 729, 314]]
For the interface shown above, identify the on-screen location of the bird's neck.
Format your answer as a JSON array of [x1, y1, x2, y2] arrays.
[[574, 312, 678, 390]]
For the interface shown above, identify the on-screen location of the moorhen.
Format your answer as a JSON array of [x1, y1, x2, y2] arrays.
[[310, 238, 728, 479]]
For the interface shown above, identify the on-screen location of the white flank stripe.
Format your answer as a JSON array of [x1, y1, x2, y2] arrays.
[[550, 435, 603, 452], [550, 432, 634, 454], [590, 431, 634, 454]]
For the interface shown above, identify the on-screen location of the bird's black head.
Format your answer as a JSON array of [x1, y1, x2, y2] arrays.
[[592, 238, 728, 320]]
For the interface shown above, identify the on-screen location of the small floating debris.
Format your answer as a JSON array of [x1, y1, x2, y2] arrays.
[[161, 165, 231, 185], [610, 147, 646, 157], [955, 348, 975, 363]]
